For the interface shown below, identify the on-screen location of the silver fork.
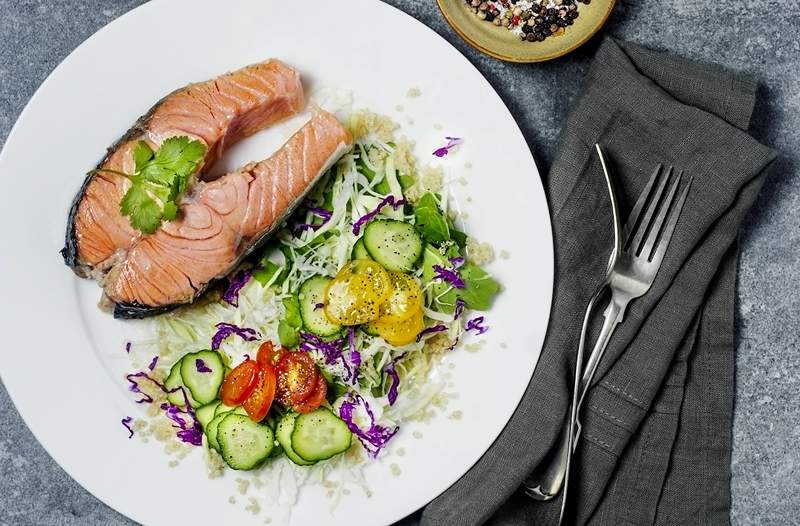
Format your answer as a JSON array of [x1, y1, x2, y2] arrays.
[[524, 160, 693, 518]]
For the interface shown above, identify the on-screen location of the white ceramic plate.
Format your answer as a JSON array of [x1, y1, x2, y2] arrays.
[[0, 0, 552, 524]]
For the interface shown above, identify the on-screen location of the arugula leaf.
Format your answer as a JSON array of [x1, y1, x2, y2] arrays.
[[282, 296, 303, 328], [278, 320, 300, 348], [398, 174, 415, 190], [414, 192, 450, 244], [119, 183, 162, 234], [117, 136, 206, 234], [458, 263, 501, 311], [253, 260, 286, 287]]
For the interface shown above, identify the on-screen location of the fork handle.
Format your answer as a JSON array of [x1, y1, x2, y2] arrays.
[[522, 296, 622, 503], [574, 299, 623, 443], [523, 284, 608, 502]]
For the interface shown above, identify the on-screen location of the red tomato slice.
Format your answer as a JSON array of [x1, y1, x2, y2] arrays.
[[293, 374, 328, 414], [220, 360, 259, 406], [256, 341, 285, 368], [276, 352, 318, 407], [242, 362, 277, 422]]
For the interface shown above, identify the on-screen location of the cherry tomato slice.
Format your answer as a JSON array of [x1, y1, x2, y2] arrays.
[[220, 360, 259, 406], [293, 374, 328, 414], [257, 341, 286, 368], [276, 352, 319, 407], [242, 362, 277, 422]]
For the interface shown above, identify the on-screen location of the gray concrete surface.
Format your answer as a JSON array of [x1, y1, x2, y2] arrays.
[[1, 1, 797, 525]]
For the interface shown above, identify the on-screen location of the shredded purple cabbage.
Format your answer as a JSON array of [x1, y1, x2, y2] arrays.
[[125, 371, 162, 404], [160, 402, 203, 446], [292, 203, 333, 236], [385, 361, 400, 406], [453, 298, 466, 320], [348, 327, 362, 384], [466, 316, 489, 335], [416, 324, 448, 342], [195, 358, 212, 373], [223, 269, 253, 307], [147, 356, 158, 371], [125, 342, 132, 353], [433, 264, 465, 289], [339, 393, 399, 458], [121, 416, 134, 439], [211, 322, 260, 350], [314, 302, 325, 310], [449, 256, 465, 268], [300, 331, 360, 385], [352, 195, 406, 235], [432, 136, 463, 157], [124, 370, 202, 446]]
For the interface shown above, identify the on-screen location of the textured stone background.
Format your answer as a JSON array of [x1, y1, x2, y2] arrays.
[[1, 1, 797, 525]]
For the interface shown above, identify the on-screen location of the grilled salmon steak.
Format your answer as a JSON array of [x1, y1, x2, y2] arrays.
[[61, 61, 353, 318], [63, 59, 305, 275], [106, 110, 352, 318]]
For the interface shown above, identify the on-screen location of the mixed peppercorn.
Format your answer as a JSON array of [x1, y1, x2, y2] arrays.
[[464, 0, 590, 43]]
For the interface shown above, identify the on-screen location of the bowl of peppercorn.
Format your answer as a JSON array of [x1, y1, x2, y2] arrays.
[[436, 0, 615, 63]]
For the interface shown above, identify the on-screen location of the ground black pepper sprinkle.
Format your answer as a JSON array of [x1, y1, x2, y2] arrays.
[[463, 0, 590, 42]]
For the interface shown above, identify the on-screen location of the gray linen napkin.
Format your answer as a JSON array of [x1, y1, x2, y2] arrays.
[[420, 38, 778, 526]]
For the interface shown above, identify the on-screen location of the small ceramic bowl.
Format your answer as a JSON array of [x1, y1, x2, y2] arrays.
[[436, 0, 616, 63]]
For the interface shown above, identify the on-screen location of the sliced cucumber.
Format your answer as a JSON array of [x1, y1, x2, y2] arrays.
[[196, 401, 221, 429], [165, 358, 198, 408], [214, 402, 237, 417], [351, 238, 372, 260], [299, 276, 341, 337], [217, 413, 274, 470], [363, 219, 423, 272], [275, 413, 316, 466], [361, 324, 380, 337], [205, 412, 228, 452], [206, 407, 247, 451], [180, 350, 225, 405], [291, 407, 353, 462]]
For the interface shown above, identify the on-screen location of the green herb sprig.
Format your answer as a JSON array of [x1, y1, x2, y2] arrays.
[[94, 136, 206, 234]]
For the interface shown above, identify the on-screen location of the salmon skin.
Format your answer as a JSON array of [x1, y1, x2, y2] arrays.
[[108, 110, 352, 319], [62, 59, 305, 276]]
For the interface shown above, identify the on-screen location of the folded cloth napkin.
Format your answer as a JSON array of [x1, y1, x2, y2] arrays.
[[420, 37, 778, 526]]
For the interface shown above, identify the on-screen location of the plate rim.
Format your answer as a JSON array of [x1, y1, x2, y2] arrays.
[[436, 0, 616, 63], [0, 1, 555, 524]]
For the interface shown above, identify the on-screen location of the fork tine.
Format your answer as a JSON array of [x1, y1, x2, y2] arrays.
[[640, 170, 683, 261], [624, 164, 662, 246], [628, 165, 673, 254], [649, 176, 693, 266]]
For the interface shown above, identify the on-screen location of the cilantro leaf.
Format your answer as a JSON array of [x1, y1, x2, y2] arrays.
[[120, 184, 162, 234], [132, 141, 154, 172], [116, 136, 206, 234], [414, 192, 450, 244]]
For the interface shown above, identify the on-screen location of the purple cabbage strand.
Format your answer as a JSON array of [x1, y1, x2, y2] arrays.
[[352, 195, 406, 235], [222, 269, 253, 307], [432, 136, 463, 157], [211, 322, 260, 351], [339, 393, 399, 458], [121, 416, 134, 439]]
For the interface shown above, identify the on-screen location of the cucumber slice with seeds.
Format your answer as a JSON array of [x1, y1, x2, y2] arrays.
[[291, 407, 352, 462], [217, 413, 274, 470], [196, 401, 221, 429], [276, 413, 316, 466], [299, 276, 341, 337], [180, 350, 225, 405], [351, 238, 372, 260], [165, 358, 198, 408], [363, 219, 423, 272]]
